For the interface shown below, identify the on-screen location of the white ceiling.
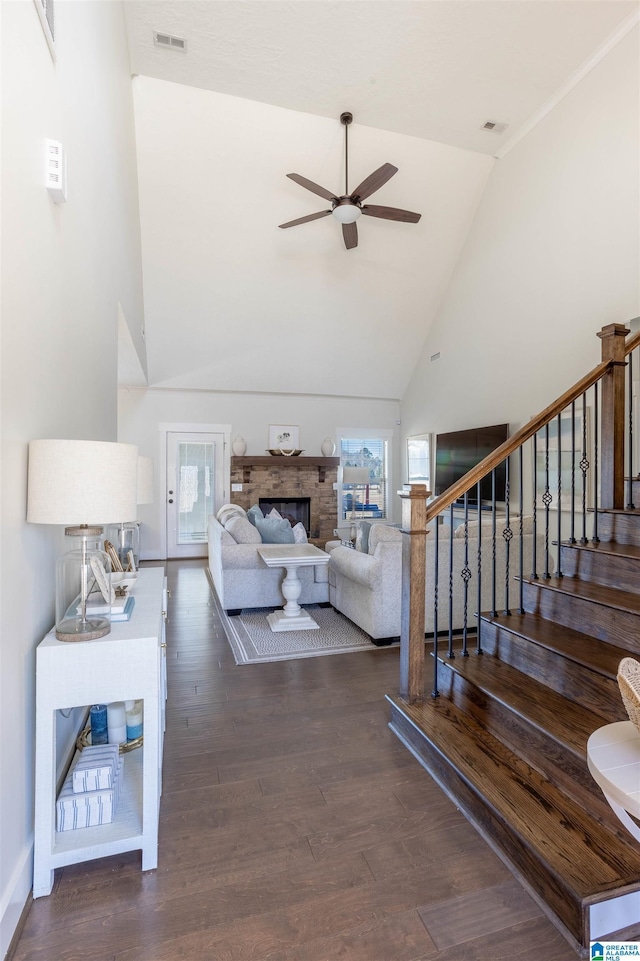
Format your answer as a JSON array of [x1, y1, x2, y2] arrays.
[[122, 1, 638, 398]]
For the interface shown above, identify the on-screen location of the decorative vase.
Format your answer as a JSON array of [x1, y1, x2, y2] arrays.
[[321, 437, 336, 457], [232, 436, 247, 456]]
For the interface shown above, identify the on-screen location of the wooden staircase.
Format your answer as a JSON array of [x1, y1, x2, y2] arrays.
[[388, 504, 640, 955]]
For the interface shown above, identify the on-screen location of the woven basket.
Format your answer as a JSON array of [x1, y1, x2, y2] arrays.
[[617, 657, 640, 733]]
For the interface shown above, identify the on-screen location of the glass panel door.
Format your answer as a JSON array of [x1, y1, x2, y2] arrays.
[[166, 432, 223, 557]]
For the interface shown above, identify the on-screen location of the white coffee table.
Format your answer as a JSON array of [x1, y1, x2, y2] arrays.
[[257, 544, 330, 632]]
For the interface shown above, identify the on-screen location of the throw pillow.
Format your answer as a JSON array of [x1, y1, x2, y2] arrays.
[[225, 514, 262, 544], [292, 522, 308, 544], [247, 504, 264, 527], [217, 503, 246, 526], [267, 507, 283, 519], [255, 515, 295, 544]]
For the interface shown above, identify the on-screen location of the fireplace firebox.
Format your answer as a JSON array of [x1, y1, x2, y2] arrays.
[[259, 497, 311, 533]]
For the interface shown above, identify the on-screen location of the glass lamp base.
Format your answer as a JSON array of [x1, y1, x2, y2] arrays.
[[55, 615, 110, 643]]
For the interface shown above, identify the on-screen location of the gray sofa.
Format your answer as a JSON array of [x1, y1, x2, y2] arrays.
[[328, 517, 551, 641], [207, 506, 329, 614]]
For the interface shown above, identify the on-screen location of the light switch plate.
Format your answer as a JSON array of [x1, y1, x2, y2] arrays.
[[231, 483, 242, 492]]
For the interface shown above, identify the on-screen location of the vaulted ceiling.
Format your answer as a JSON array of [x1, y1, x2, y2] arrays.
[[121, 1, 638, 399]]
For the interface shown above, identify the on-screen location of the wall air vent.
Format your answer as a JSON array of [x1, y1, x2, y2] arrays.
[[481, 120, 509, 134], [153, 31, 187, 52]]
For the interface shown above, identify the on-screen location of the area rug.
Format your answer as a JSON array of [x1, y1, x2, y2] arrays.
[[210, 587, 386, 664]]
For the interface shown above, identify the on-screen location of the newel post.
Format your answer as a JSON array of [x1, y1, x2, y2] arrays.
[[598, 324, 628, 509], [398, 484, 429, 703]]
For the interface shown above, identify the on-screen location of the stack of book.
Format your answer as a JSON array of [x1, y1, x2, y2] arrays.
[[56, 744, 124, 831], [75, 591, 135, 622]]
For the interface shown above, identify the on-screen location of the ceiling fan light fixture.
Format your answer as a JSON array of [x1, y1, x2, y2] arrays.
[[332, 201, 361, 224]]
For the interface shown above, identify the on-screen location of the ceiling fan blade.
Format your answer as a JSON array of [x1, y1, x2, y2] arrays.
[[342, 222, 358, 250], [286, 173, 337, 202], [361, 205, 422, 223], [350, 163, 398, 202], [279, 210, 332, 229]]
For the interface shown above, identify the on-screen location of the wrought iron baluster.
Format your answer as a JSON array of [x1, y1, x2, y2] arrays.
[[461, 492, 470, 657], [569, 401, 576, 544], [580, 391, 589, 544], [491, 470, 498, 614], [503, 460, 512, 615], [518, 444, 524, 613], [532, 432, 539, 579], [556, 414, 563, 578], [476, 479, 482, 654], [628, 349, 635, 508], [543, 423, 552, 578], [432, 521, 439, 698], [593, 382, 599, 543], [448, 503, 454, 659]]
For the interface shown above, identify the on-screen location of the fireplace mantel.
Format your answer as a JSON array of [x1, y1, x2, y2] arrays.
[[231, 455, 339, 484]]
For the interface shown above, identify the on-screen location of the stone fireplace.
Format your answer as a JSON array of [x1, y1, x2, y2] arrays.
[[230, 456, 339, 545]]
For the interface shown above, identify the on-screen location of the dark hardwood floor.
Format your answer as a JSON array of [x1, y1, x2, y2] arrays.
[[11, 559, 583, 961]]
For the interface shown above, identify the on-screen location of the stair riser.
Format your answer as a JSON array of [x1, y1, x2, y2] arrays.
[[388, 702, 585, 949], [560, 544, 640, 592], [522, 581, 640, 654], [479, 619, 623, 723], [435, 654, 620, 821], [596, 512, 640, 546]]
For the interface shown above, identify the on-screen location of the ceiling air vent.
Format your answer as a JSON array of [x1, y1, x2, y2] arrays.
[[481, 120, 508, 134], [153, 31, 187, 52]]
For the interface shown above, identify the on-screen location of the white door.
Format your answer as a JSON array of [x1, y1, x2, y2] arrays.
[[166, 432, 224, 558]]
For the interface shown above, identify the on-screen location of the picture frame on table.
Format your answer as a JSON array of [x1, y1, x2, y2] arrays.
[[268, 425, 300, 451], [534, 407, 591, 510]]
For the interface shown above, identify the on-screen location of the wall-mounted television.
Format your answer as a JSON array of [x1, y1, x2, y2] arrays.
[[435, 423, 509, 504]]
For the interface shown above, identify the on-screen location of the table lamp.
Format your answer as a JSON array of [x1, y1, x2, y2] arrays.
[[27, 439, 138, 641], [106, 456, 154, 570], [343, 466, 370, 543]]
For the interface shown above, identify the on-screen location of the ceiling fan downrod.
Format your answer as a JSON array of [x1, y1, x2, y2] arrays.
[[340, 111, 353, 196]]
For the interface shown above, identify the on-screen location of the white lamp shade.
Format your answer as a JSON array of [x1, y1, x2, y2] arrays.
[[27, 439, 139, 525], [137, 456, 154, 505], [343, 467, 369, 485]]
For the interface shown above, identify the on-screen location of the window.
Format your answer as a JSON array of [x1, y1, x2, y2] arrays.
[[339, 433, 390, 522], [407, 434, 431, 490]]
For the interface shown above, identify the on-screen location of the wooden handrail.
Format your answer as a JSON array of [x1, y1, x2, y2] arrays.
[[424, 358, 612, 525], [625, 330, 640, 355]]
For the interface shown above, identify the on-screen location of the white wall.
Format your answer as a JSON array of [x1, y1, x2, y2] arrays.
[[0, 2, 144, 954], [118, 387, 401, 556], [401, 26, 640, 462]]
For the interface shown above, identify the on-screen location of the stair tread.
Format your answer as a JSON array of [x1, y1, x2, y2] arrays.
[[522, 573, 640, 615], [388, 692, 640, 900], [440, 649, 609, 756], [560, 539, 640, 561], [481, 611, 629, 679]]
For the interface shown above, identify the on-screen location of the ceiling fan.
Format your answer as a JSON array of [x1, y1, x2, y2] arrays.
[[278, 112, 422, 250]]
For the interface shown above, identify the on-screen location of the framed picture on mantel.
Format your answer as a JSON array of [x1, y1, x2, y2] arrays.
[[268, 425, 299, 451]]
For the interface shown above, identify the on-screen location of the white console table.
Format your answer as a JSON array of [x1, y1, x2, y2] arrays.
[[33, 566, 167, 898]]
